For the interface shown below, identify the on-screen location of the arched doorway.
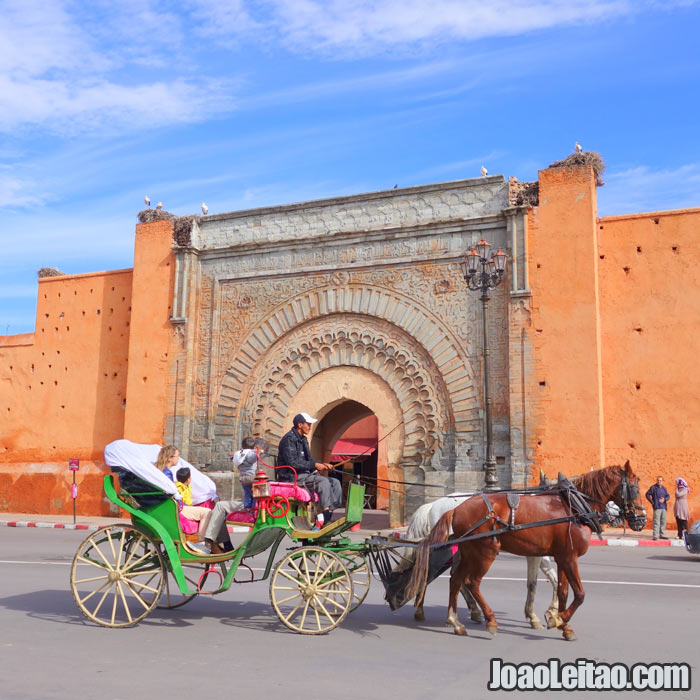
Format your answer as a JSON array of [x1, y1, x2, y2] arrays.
[[281, 366, 404, 521], [310, 401, 384, 509]]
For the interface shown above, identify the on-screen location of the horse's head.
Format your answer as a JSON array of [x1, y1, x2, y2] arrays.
[[614, 461, 647, 531]]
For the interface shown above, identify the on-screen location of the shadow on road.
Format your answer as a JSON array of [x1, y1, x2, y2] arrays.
[[0, 589, 566, 642]]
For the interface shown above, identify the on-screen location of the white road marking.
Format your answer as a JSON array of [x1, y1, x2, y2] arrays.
[[1, 561, 698, 589], [0, 560, 73, 565], [437, 575, 700, 588]]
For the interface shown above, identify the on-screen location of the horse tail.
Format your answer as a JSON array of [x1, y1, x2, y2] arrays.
[[394, 503, 432, 571], [405, 508, 454, 602]]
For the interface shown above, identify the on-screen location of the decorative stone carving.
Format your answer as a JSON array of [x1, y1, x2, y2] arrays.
[[176, 178, 516, 521], [220, 314, 455, 471]]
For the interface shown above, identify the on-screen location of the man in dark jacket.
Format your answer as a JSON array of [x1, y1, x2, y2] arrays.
[[277, 412, 342, 526], [645, 476, 670, 540]]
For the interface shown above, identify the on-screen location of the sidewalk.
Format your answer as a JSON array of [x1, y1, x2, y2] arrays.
[[0, 511, 687, 545], [0, 509, 393, 536]]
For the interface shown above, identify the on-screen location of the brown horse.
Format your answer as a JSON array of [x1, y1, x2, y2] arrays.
[[406, 462, 645, 641]]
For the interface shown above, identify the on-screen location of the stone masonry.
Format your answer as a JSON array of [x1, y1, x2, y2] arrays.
[[165, 176, 525, 522]]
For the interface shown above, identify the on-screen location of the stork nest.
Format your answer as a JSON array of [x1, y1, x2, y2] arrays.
[[173, 215, 200, 247], [37, 267, 65, 278], [549, 151, 605, 186], [509, 180, 539, 207], [137, 208, 176, 223]]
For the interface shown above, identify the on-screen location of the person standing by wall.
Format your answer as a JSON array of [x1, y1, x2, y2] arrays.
[[645, 476, 670, 540], [674, 477, 691, 539]]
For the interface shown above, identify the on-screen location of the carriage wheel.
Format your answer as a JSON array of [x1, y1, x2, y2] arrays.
[[324, 552, 370, 615], [342, 552, 371, 611], [70, 524, 164, 628], [266, 495, 290, 519], [157, 554, 209, 609], [270, 547, 353, 634]]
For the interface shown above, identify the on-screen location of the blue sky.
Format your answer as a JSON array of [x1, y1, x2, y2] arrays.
[[2, 0, 699, 334]]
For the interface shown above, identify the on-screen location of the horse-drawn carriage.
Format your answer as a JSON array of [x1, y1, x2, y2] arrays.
[[70, 446, 647, 641], [69, 444, 370, 633]]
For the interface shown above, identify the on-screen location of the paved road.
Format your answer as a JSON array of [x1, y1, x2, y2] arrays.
[[0, 527, 697, 700]]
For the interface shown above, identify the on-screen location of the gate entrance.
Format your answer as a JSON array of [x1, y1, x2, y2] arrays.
[[310, 401, 383, 509]]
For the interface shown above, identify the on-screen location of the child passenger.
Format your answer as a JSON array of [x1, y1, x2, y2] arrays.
[[232, 438, 263, 509], [175, 467, 213, 542]]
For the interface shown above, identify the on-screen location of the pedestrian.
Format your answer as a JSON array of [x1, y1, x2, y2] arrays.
[[277, 412, 342, 527], [645, 476, 670, 540], [231, 437, 264, 510], [674, 477, 690, 539]]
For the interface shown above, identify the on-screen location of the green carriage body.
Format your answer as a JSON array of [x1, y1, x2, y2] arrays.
[[70, 473, 368, 632]]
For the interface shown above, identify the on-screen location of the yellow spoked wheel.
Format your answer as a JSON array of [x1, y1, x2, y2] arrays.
[[70, 524, 164, 628], [341, 552, 371, 612], [270, 547, 353, 634]]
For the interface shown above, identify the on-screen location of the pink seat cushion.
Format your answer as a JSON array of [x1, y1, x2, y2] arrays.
[[179, 513, 199, 535], [268, 481, 317, 502], [224, 482, 317, 524], [226, 509, 257, 524]]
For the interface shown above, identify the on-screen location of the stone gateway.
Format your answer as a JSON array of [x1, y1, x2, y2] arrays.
[[2, 161, 699, 525]]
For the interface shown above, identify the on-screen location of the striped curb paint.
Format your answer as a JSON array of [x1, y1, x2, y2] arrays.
[[1, 521, 97, 531], [590, 537, 685, 547], [0, 520, 250, 534], [0, 520, 688, 544]]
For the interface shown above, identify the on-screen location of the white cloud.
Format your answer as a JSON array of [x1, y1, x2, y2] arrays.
[[0, 167, 51, 208], [2, 0, 693, 133], [598, 164, 700, 215], [0, 0, 237, 133], [192, 0, 697, 56], [187, 0, 261, 39], [0, 75, 238, 134]]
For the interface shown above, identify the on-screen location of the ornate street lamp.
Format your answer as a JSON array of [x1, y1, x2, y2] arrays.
[[460, 239, 508, 489]]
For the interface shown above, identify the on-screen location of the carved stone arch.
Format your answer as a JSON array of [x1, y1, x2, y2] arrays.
[[214, 282, 479, 441], [219, 313, 457, 472]]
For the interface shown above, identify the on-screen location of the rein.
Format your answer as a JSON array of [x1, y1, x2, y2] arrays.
[[373, 484, 606, 553]]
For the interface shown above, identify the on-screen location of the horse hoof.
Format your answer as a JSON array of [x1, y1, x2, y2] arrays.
[[454, 626, 468, 636], [562, 628, 577, 642], [529, 620, 545, 630], [544, 612, 558, 629], [414, 610, 425, 622], [486, 624, 498, 636], [470, 612, 483, 623]]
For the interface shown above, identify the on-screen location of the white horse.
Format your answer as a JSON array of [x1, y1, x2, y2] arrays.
[[401, 494, 558, 630]]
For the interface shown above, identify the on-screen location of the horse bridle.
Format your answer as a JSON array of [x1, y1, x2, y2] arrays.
[[617, 474, 647, 531]]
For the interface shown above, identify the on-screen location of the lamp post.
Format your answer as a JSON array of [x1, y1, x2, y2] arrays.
[[461, 239, 508, 489]]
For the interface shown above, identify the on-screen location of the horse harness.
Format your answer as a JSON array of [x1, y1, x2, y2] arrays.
[[414, 478, 606, 552]]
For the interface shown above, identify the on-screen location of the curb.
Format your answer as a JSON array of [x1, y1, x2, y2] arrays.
[[1, 520, 253, 535], [1, 521, 98, 531], [590, 537, 684, 547]]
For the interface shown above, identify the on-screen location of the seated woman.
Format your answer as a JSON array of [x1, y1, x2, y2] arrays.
[[155, 444, 178, 481]]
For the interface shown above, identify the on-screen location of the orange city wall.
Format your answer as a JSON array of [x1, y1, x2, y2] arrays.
[[598, 207, 700, 521], [526, 164, 700, 522], [0, 270, 133, 515], [0, 220, 179, 515]]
